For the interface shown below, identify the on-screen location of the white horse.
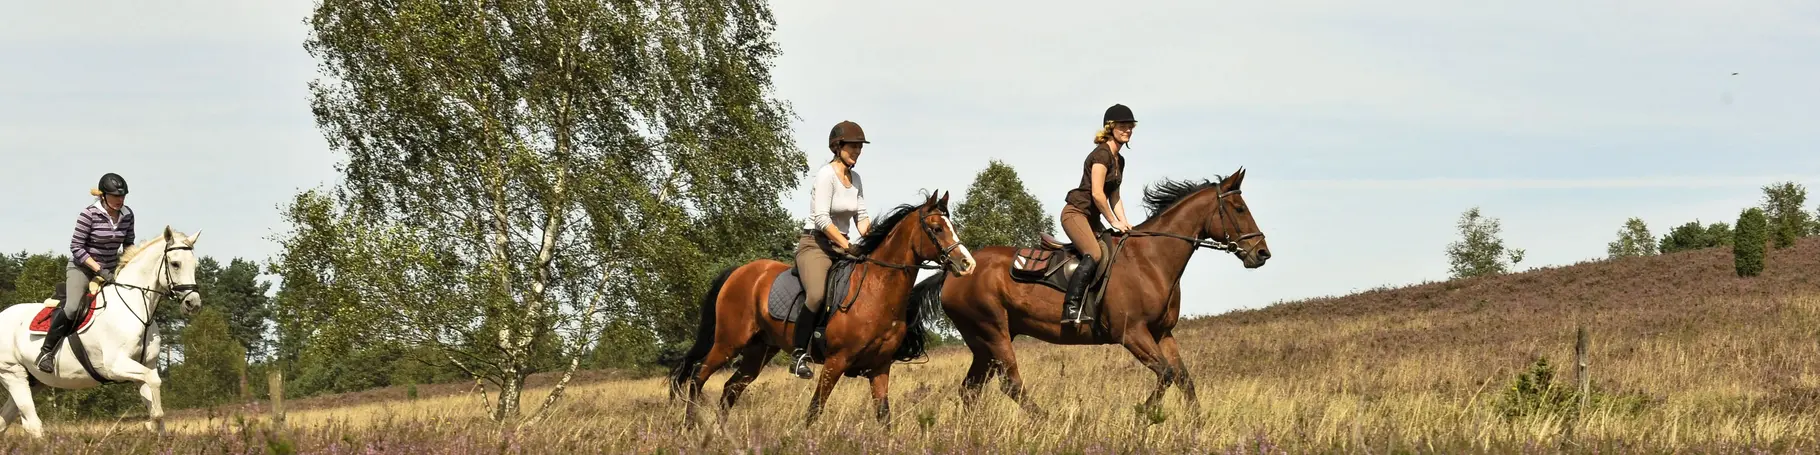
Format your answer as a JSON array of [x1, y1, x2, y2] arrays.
[[0, 227, 203, 437]]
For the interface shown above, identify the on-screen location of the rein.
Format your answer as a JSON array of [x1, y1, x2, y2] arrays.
[[832, 206, 961, 313], [839, 206, 955, 272], [1116, 180, 1263, 255], [93, 242, 198, 372]]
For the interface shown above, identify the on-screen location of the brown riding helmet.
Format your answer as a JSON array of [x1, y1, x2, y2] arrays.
[[828, 120, 870, 150]]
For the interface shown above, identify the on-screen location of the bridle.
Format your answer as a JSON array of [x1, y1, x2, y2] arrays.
[[1120, 176, 1264, 256], [104, 240, 200, 336], [841, 206, 962, 273]]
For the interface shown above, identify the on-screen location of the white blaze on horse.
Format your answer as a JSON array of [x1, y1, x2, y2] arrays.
[[0, 227, 203, 438]]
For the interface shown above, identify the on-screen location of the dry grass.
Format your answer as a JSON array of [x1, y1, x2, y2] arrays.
[[8, 239, 1820, 453]]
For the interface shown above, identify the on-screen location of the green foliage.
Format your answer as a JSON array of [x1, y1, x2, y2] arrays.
[[591, 316, 660, 370], [1494, 356, 1651, 421], [1605, 217, 1656, 259], [0, 253, 18, 303], [5, 252, 68, 304], [1734, 208, 1768, 277], [952, 160, 1056, 251], [292, 0, 800, 419], [1496, 357, 1576, 419], [1760, 182, 1812, 249], [205, 258, 274, 359], [1445, 207, 1526, 279], [30, 386, 141, 422], [1658, 220, 1732, 254], [168, 307, 249, 409]]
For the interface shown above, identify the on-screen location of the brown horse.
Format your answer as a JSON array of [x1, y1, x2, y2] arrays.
[[910, 168, 1270, 414], [668, 192, 976, 427]]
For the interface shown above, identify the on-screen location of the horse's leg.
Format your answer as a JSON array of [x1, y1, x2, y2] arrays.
[[1118, 326, 1174, 410], [869, 365, 892, 427], [0, 371, 44, 438], [685, 343, 740, 428], [958, 337, 995, 406], [0, 397, 18, 433], [804, 354, 849, 427], [718, 344, 776, 421], [101, 355, 166, 435], [1158, 333, 1198, 410], [982, 337, 1044, 416]]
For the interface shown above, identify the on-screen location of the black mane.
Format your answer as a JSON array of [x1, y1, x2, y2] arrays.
[[853, 203, 922, 255], [1142, 177, 1222, 218]]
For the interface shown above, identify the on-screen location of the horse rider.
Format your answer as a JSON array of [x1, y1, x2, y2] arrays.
[[1058, 104, 1138, 325], [40, 173, 137, 373], [790, 120, 872, 379]]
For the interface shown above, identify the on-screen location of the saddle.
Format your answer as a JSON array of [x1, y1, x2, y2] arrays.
[[765, 259, 861, 353], [33, 277, 124, 383], [30, 290, 101, 334], [1010, 231, 1124, 317]]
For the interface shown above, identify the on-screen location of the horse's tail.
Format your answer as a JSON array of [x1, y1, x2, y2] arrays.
[[668, 264, 738, 401], [894, 272, 949, 362]]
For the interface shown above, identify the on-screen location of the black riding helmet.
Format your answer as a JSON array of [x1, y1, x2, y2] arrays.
[[98, 173, 128, 196], [1103, 104, 1137, 124]]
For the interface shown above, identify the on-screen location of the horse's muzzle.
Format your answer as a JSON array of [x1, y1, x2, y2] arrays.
[[1243, 248, 1270, 268], [181, 293, 203, 314]]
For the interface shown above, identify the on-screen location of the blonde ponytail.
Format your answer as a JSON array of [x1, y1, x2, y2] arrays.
[[1092, 121, 1115, 145], [89, 188, 103, 197]]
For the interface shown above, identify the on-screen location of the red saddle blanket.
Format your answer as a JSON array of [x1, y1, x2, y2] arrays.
[[30, 294, 100, 334]]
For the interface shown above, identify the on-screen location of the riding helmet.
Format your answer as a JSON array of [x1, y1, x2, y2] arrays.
[[98, 173, 129, 196], [828, 120, 870, 150], [1103, 104, 1137, 124]]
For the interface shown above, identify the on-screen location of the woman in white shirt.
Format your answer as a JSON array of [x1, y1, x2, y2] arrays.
[[790, 120, 872, 379]]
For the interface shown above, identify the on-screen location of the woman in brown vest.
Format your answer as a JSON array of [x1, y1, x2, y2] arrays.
[[1058, 104, 1137, 324]]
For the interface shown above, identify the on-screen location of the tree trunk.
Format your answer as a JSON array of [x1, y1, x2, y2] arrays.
[[494, 367, 523, 421]]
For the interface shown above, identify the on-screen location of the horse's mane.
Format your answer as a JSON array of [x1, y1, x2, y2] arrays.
[[117, 235, 169, 269], [1142, 177, 1222, 218], [853, 203, 921, 256]]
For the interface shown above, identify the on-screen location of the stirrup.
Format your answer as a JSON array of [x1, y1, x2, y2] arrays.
[[790, 350, 814, 379], [36, 351, 56, 373]]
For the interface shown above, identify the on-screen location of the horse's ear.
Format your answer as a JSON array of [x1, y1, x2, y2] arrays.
[[187, 229, 203, 247], [163, 225, 174, 243], [938, 190, 950, 208], [1226, 167, 1247, 191]]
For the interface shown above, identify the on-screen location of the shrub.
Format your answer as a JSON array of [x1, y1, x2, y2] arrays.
[[1734, 208, 1768, 277]]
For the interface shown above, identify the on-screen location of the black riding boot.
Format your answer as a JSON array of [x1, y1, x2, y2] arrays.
[[37, 311, 73, 373], [1062, 256, 1098, 325], [790, 307, 822, 379]]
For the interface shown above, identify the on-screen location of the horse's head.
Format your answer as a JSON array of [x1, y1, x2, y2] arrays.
[[147, 226, 205, 314], [1205, 168, 1270, 268], [911, 191, 975, 276]]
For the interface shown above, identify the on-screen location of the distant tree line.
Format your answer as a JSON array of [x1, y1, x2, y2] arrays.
[[1444, 180, 1816, 280]]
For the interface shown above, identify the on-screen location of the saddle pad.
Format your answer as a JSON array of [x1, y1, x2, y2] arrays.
[[765, 259, 861, 323], [1012, 248, 1059, 274], [766, 269, 806, 322], [30, 295, 101, 334]]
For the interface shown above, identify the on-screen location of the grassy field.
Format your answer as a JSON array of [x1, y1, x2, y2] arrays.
[[6, 239, 1820, 453]]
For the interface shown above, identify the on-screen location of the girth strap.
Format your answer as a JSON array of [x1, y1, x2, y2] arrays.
[[64, 332, 123, 384]]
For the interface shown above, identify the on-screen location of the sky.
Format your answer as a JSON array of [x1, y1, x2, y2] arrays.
[[2, 0, 1817, 316]]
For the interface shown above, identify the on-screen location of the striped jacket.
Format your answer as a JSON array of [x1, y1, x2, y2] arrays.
[[70, 201, 135, 271]]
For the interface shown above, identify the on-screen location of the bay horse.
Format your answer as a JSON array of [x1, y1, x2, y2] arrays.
[[669, 192, 976, 426], [911, 168, 1270, 414], [0, 227, 204, 438]]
